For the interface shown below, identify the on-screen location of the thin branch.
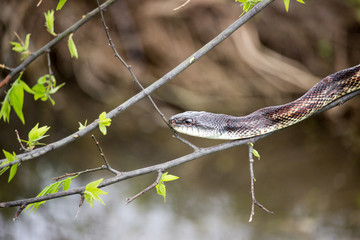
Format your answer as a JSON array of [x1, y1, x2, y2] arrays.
[[91, 135, 121, 175], [52, 166, 106, 181], [13, 204, 25, 221], [96, 0, 200, 151], [173, 0, 191, 11], [248, 142, 273, 222], [15, 130, 28, 151], [0, 0, 119, 89], [0, 0, 274, 167], [126, 170, 163, 204], [75, 195, 85, 219]]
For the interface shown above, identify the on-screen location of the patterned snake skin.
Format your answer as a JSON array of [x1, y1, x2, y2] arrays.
[[169, 64, 360, 140]]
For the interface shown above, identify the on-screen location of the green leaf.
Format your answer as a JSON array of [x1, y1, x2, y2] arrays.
[[25, 123, 50, 149], [1, 150, 18, 181], [98, 112, 111, 135], [161, 172, 179, 182], [44, 10, 57, 36], [24, 176, 77, 213], [10, 34, 31, 60], [252, 148, 260, 160], [56, 0, 68, 10], [78, 120, 87, 130], [0, 98, 11, 123], [68, 33, 78, 59], [8, 163, 18, 183], [24, 33, 31, 49], [156, 183, 167, 203], [9, 80, 25, 124], [283, 0, 290, 11], [297, 0, 305, 3], [84, 178, 108, 208]]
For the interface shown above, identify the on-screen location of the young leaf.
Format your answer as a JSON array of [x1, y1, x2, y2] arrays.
[[56, 0, 68, 10], [156, 182, 167, 203], [0, 96, 11, 123], [10, 33, 31, 60], [1, 150, 18, 182], [24, 123, 50, 150], [44, 10, 57, 36], [78, 120, 87, 130], [9, 80, 25, 124], [68, 33, 78, 59], [24, 176, 77, 213], [252, 148, 260, 160], [161, 172, 179, 182], [84, 178, 108, 208], [283, 0, 290, 12], [98, 112, 111, 135]]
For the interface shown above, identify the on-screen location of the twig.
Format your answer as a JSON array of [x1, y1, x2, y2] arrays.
[[173, 0, 191, 11], [52, 166, 107, 181], [96, 0, 200, 151], [0, 64, 14, 72], [13, 204, 26, 221], [91, 135, 121, 175], [15, 129, 28, 151], [126, 170, 163, 204], [75, 195, 85, 219], [248, 142, 273, 222]]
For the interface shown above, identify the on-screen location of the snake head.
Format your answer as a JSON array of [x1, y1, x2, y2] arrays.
[[169, 111, 231, 139]]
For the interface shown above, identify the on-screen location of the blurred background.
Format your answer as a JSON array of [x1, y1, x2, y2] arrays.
[[1, 0, 360, 239]]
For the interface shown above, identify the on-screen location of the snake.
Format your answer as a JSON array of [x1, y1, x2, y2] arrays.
[[169, 64, 360, 140]]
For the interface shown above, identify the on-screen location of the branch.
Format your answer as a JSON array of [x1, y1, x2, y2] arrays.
[[0, 132, 271, 208], [248, 142, 273, 222], [125, 170, 163, 204], [0, 0, 119, 89], [0, 0, 275, 168]]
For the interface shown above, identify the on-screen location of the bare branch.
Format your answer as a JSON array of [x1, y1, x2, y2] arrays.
[[126, 170, 163, 204], [96, 0, 200, 151], [15, 130, 27, 152], [173, 0, 191, 11], [91, 135, 121, 175], [248, 142, 273, 222]]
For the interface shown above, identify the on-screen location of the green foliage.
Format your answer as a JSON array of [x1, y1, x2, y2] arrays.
[[0, 73, 34, 124], [68, 33, 78, 59], [21, 123, 50, 150], [56, 0, 68, 10], [32, 74, 65, 105], [249, 142, 260, 160], [84, 178, 108, 208], [156, 172, 179, 203], [236, 0, 261, 14], [24, 176, 78, 213], [98, 112, 111, 135], [44, 10, 57, 36], [10, 33, 31, 60], [0, 150, 18, 183], [236, 0, 305, 14], [78, 120, 88, 130]]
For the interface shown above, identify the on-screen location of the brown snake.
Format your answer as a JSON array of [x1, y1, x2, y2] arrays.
[[169, 64, 360, 139]]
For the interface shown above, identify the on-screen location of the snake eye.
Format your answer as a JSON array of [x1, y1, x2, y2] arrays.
[[183, 118, 194, 125]]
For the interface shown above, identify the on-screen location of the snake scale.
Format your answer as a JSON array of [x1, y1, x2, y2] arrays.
[[169, 64, 360, 140]]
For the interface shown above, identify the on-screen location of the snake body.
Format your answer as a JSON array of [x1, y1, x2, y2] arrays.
[[169, 65, 360, 140]]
